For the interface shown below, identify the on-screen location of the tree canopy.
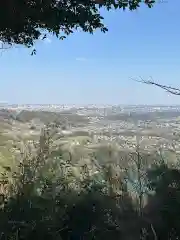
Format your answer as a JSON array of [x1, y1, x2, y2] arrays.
[[0, 0, 155, 48]]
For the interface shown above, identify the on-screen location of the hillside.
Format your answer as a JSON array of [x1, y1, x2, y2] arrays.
[[16, 110, 89, 126]]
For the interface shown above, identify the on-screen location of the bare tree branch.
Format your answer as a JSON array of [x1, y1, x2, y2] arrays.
[[0, 42, 12, 49], [132, 76, 180, 95], [0, 42, 13, 56], [0, 42, 29, 56]]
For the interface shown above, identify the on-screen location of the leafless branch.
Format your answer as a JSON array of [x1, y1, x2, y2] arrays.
[[0, 42, 26, 56], [132, 76, 180, 95], [150, 224, 158, 240], [0, 42, 12, 56], [0, 42, 12, 49]]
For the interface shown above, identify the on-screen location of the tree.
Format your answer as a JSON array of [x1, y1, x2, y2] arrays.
[[144, 164, 180, 239], [0, 0, 155, 49]]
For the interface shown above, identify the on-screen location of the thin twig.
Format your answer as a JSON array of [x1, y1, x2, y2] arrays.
[[150, 223, 158, 240], [132, 76, 180, 95]]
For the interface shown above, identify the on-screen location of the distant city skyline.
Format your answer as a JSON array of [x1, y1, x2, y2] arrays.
[[3, 103, 180, 108]]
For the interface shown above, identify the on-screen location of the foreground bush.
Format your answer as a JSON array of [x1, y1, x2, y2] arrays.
[[0, 128, 179, 239]]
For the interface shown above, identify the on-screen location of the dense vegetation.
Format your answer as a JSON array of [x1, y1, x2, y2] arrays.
[[105, 111, 180, 122], [16, 110, 89, 126], [0, 126, 179, 239]]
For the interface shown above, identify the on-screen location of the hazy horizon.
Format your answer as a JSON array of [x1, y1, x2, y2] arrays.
[[3, 103, 180, 107]]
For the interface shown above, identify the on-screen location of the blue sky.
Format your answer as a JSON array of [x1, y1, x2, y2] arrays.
[[0, 0, 180, 105]]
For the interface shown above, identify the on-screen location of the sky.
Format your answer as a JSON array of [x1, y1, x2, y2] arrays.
[[0, 0, 180, 105]]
